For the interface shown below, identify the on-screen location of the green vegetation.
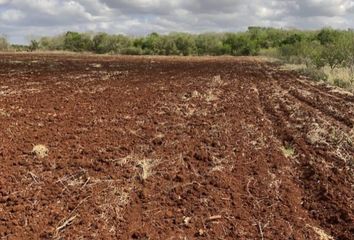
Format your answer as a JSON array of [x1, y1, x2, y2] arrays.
[[281, 145, 295, 158], [12, 27, 352, 60], [18, 27, 299, 56], [276, 28, 354, 91]]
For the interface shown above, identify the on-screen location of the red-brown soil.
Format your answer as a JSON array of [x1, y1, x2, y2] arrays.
[[0, 54, 353, 240]]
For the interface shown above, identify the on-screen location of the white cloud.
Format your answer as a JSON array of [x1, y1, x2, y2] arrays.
[[0, 0, 354, 44], [293, 0, 354, 17], [0, 9, 25, 22]]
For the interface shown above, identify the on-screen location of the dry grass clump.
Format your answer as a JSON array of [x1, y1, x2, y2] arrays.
[[281, 145, 295, 158], [281, 63, 354, 92], [32, 144, 49, 158], [322, 66, 353, 90], [307, 123, 329, 145], [307, 225, 334, 240], [110, 154, 159, 181], [98, 183, 132, 228], [210, 75, 224, 87], [138, 159, 156, 181], [307, 123, 354, 163], [204, 89, 219, 102]]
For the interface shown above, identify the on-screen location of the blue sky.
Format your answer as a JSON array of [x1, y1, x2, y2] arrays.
[[1, 0, 354, 44]]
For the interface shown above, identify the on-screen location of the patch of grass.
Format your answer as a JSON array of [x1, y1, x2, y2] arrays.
[[322, 66, 353, 84], [281, 145, 295, 158], [307, 124, 328, 145], [279, 63, 306, 71], [333, 78, 351, 88], [280, 63, 328, 82], [281, 63, 354, 91], [297, 67, 328, 82], [258, 48, 279, 59]]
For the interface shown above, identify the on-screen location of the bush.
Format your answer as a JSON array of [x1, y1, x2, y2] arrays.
[[278, 44, 300, 61], [29, 40, 39, 52], [39, 35, 65, 50], [317, 28, 338, 45], [281, 34, 303, 45], [120, 47, 142, 55], [297, 68, 328, 82], [171, 33, 196, 56], [0, 36, 10, 51], [92, 34, 132, 54], [333, 78, 351, 88], [196, 33, 224, 55], [223, 33, 259, 56], [320, 43, 348, 70], [64, 32, 93, 52]]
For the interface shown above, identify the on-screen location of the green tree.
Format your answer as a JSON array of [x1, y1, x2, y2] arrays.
[[64, 32, 92, 52], [29, 40, 39, 52], [281, 33, 303, 45], [92, 33, 111, 53], [173, 33, 196, 56], [223, 33, 259, 56], [141, 32, 161, 54], [320, 34, 352, 70], [196, 33, 224, 55], [158, 36, 179, 55], [317, 28, 338, 45]]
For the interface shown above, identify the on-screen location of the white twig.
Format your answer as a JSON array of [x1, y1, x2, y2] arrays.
[[258, 222, 264, 240], [56, 215, 77, 233]]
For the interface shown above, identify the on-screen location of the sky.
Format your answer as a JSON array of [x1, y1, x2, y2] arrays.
[[0, 0, 354, 44]]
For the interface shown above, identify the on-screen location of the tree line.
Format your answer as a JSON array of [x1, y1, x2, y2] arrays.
[[28, 27, 310, 56]]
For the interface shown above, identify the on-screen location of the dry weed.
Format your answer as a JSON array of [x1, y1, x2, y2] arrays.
[[307, 225, 334, 240], [32, 144, 49, 158]]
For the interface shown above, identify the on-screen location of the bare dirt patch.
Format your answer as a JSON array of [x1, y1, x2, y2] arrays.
[[0, 54, 352, 239]]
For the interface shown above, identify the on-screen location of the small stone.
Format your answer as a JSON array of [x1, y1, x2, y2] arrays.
[[183, 216, 191, 226]]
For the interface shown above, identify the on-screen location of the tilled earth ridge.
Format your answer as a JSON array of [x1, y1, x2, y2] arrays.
[[0, 54, 353, 239]]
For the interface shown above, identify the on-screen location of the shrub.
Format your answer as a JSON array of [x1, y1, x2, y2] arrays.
[[223, 33, 259, 56], [196, 33, 225, 55], [64, 32, 93, 52], [281, 33, 303, 45], [298, 67, 328, 82], [39, 35, 65, 50], [29, 40, 39, 52], [321, 43, 348, 70], [333, 78, 351, 88], [0, 36, 10, 51], [317, 28, 338, 45], [174, 33, 196, 56], [120, 47, 142, 55]]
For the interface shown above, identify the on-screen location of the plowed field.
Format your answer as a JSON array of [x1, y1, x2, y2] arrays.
[[0, 54, 353, 239]]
